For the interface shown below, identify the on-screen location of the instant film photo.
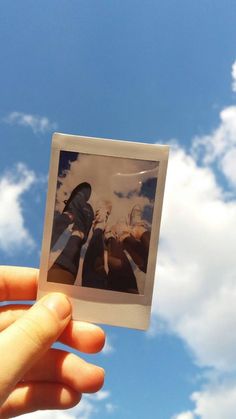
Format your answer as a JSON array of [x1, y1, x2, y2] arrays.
[[37, 133, 169, 330]]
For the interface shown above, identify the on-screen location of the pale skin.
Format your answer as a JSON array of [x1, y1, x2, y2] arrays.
[[0, 266, 106, 418]]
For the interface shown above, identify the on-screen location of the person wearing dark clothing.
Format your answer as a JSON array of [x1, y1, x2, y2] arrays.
[[50, 182, 93, 248], [111, 205, 151, 273], [48, 182, 94, 284]]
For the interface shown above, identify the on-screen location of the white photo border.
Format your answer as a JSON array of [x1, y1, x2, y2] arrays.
[[37, 133, 169, 330]]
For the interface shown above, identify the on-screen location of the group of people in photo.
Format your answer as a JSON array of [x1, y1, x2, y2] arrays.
[[48, 182, 151, 294]]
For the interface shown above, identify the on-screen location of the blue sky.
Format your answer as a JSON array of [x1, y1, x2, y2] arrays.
[[1, 1, 236, 418]]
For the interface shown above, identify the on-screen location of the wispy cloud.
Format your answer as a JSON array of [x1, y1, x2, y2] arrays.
[[105, 402, 117, 413], [232, 60, 236, 92], [153, 61, 236, 418], [191, 61, 236, 189], [102, 336, 115, 355], [172, 412, 195, 419], [3, 111, 57, 134], [0, 163, 36, 254], [192, 105, 236, 187]]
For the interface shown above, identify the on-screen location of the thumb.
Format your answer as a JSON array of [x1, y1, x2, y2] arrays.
[[0, 293, 71, 405]]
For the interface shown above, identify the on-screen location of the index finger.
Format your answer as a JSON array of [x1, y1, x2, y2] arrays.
[[0, 266, 38, 302]]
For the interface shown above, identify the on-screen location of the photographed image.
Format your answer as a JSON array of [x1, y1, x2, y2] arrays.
[[38, 133, 169, 329], [47, 150, 158, 295]]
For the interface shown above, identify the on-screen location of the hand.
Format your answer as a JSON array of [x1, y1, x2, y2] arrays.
[[0, 266, 105, 418]]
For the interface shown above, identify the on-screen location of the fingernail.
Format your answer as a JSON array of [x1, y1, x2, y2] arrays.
[[42, 293, 72, 320]]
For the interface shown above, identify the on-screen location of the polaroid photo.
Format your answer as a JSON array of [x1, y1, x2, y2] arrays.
[[37, 133, 169, 330]]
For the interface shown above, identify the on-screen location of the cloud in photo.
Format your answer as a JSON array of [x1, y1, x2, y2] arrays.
[[153, 61, 236, 418], [56, 154, 158, 228], [0, 163, 36, 254], [3, 111, 57, 134]]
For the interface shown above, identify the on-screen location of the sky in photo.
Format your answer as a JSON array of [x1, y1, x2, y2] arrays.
[[1, 1, 236, 418], [55, 151, 158, 223]]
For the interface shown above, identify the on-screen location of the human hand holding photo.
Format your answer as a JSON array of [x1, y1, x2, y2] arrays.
[[0, 266, 105, 418]]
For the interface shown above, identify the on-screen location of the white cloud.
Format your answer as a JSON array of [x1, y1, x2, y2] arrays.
[[67, 396, 97, 419], [221, 146, 236, 187], [232, 61, 236, 92], [3, 111, 57, 134], [102, 336, 115, 355], [191, 105, 236, 187], [0, 163, 36, 254], [192, 384, 236, 419], [92, 390, 110, 401], [172, 411, 195, 419], [105, 402, 117, 413], [154, 60, 236, 418], [154, 146, 236, 372], [174, 383, 236, 419]]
